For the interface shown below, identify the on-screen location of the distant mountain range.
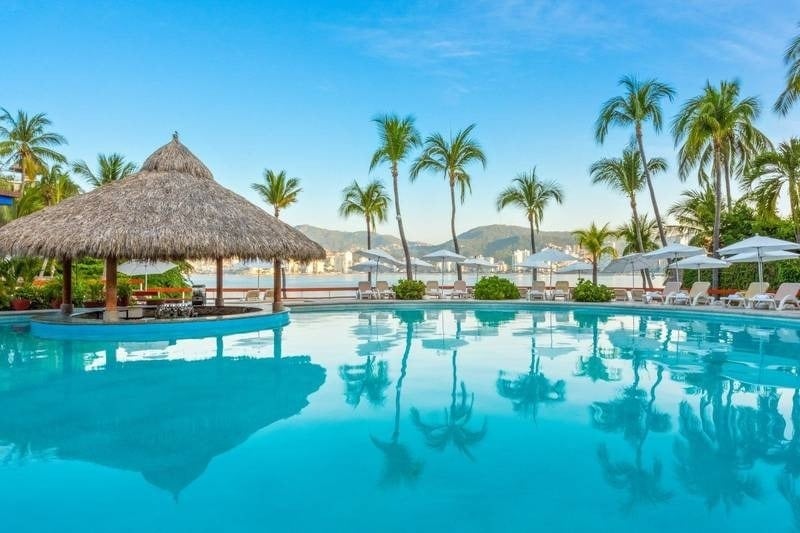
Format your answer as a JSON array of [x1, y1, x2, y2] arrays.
[[295, 224, 577, 263]]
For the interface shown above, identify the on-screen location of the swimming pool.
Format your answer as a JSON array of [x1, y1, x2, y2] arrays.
[[1, 304, 799, 531]]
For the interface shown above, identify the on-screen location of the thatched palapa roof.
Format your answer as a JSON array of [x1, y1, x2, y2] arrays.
[[0, 134, 325, 261]]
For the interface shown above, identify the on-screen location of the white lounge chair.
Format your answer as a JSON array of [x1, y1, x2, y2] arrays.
[[244, 290, 261, 302], [451, 280, 468, 299], [667, 281, 711, 306], [748, 282, 800, 310], [647, 281, 682, 304], [613, 288, 629, 302], [630, 288, 645, 302], [375, 280, 395, 299], [527, 280, 546, 301], [425, 281, 442, 299], [553, 280, 571, 301], [720, 282, 770, 308], [357, 281, 377, 300]]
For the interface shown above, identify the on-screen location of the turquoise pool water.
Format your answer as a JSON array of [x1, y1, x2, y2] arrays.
[[1, 306, 800, 532]]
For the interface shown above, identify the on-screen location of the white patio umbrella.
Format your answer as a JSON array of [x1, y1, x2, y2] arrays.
[[409, 257, 435, 276], [556, 261, 593, 275], [351, 260, 397, 273], [527, 247, 580, 287], [518, 255, 549, 288], [718, 234, 800, 284], [725, 250, 799, 283], [241, 259, 273, 289], [672, 254, 730, 281], [423, 249, 466, 286], [643, 242, 705, 282], [118, 260, 177, 290], [461, 257, 496, 284], [356, 248, 401, 285], [602, 254, 659, 288]]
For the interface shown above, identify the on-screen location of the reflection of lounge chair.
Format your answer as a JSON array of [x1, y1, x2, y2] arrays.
[[375, 280, 394, 299], [613, 288, 629, 302], [527, 281, 546, 301], [425, 281, 442, 299], [245, 290, 261, 302], [630, 288, 645, 302], [668, 281, 711, 306], [357, 281, 376, 299], [647, 281, 682, 304], [451, 280, 468, 299], [553, 280, 571, 301], [720, 282, 769, 308], [749, 282, 800, 310]]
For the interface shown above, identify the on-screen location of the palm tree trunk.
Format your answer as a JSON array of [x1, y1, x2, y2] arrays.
[[366, 216, 372, 286], [635, 123, 667, 246], [711, 143, 723, 289], [392, 164, 413, 280], [592, 256, 598, 284], [528, 215, 537, 282], [723, 153, 732, 211], [450, 181, 462, 281], [273, 207, 284, 310], [790, 173, 800, 243], [629, 198, 653, 288]]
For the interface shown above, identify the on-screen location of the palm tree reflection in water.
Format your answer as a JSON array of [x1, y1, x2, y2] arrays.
[[339, 357, 390, 408]]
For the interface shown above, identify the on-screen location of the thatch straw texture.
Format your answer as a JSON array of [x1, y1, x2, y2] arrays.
[[0, 135, 325, 261]]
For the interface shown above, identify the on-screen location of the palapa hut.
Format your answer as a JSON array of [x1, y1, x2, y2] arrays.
[[0, 134, 325, 318]]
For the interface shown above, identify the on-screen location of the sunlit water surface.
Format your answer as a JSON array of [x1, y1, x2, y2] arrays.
[[1, 307, 799, 532]]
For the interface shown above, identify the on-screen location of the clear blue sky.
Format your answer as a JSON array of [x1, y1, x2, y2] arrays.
[[4, 0, 800, 243]]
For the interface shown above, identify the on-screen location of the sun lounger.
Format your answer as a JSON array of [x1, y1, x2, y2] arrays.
[[425, 281, 442, 299], [357, 281, 377, 299], [527, 280, 546, 301], [613, 288, 629, 302], [375, 280, 395, 299], [647, 281, 682, 304], [667, 281, 711, 306], [553, 280, 571, 301], [245, 290, 261, 302], [630, 288, 645, 302], [720, 282, 770, 308], [450, 280, 468, 299], [748, 282, 800, 310]]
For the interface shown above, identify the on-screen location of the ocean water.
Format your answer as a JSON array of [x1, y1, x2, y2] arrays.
[[0, 305, 797, 532]]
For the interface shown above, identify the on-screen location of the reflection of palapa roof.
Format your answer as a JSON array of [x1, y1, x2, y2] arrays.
[[0, 135, 325, 261], [0, 355, 325, 498]]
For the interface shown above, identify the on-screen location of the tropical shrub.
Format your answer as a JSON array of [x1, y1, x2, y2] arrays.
[[13, 284, 47, 309], [393, 280, 426, 300], [572, 279, 614, 302], [85, 280, 104, 302], [474, 276, 519, 300]]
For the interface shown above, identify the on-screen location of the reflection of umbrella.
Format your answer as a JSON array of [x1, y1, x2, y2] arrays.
[[421, 338, 469, 351], [672, 254, 730, 281], [726, 250, 799, 284], [602, 254, 659, 288], [118, 260, 177, 290], [718, 235, 800, 284], [461, 257, 495, 284], [423, 249, 466, 286]]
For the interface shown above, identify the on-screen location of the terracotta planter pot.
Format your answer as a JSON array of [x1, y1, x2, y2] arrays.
[[10, 298, 31, 311], [50, 298, 63, 309]]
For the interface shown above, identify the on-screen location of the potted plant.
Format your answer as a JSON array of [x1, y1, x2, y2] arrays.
[[117, 280, 132, 307], [84, 280, 105, 308], [42, 277, 64, 309], [11, 284, 37, 311]]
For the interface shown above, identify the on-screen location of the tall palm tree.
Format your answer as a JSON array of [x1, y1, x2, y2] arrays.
[[616, 214, 658, 256], [411, 124, 486, 281], [595, 75, 676, 246], [370, 114, 421, 280], [339, 180, 390, 285], [0, 109, 67, 196], [37, 165, 82, 206], [590, 148, 666, 287], [251, 169, 302, 307], [573, 222, 617, 284], [672, 80, 766, 287], [72, 153, 136, 188], [496, 168, 564, 276], [667, 187, 716, 249], [743, 139, 800, 243], [776, 27, 800, 115]]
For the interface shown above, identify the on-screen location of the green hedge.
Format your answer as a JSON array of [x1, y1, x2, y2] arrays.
[[474, 276, 519, 300], [572, 279, 614, 302], [393, 279, 426, 300], [682, 259, 800, 290]]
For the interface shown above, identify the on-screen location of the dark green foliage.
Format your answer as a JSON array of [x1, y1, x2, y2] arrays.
[[12, 284, 47, 309], [683, 259, 800, 289], [572, 279, 614, 302], [393, 279, 426, 300], [474, 276, 519, 300]]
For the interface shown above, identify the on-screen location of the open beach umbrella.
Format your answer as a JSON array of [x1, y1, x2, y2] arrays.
[[241, 259, 273, 289], [527, 247, 579, 287], [725, 249, 800, 284], [118, 260, 177, 290], [409, 258, 435, 277], [356, 248, 401, 285], [718, 235, 800, 284], [671, 254, 730, 281], [518, 255, 548, 288], [423, 249, 466, 286], [643, 242, 704, 281], [602, 254, 659, 288], [461, 257, 496, 284], [352, 260, 397, 274], [556, 261, 593, 277]]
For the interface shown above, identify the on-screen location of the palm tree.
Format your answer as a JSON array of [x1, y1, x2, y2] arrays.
[[411, 125, 486, 281], [339, 179, 391, 285], [0, 109, 67, 196], [595, 75, 676, 245], [743, 139, 800, 243], [496, 168, 564, 280], [672, 81, 767, 286], [370, 114, 421, 279], [667, 187, 716, 248], [616, 214, 658, 255], [37, 165, 82, 206], [72, 153, 136, 188], [776, 27, 800, 115], [573, 222, 617, 284], [251, 169, 302, 308]]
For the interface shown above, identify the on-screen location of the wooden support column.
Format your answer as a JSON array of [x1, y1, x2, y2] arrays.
[[60, 257, 73, 315], [215, 257, 224, 307], [104, 257, 118, 322], [272, 258, 283, 312]]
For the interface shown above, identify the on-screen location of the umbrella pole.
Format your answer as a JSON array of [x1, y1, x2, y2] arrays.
[[144, 269, 148, 291]]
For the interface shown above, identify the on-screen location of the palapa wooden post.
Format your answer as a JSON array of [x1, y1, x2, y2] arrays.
[[104, 257, 118, 322], [60, 257, 73, 315], [272, 258, 283, 312], [215, 257, 224, 307]]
